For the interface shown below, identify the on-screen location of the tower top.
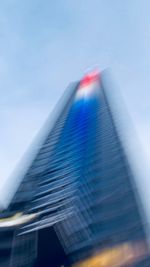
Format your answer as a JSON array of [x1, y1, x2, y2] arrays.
[[79, 70, 100, 88]]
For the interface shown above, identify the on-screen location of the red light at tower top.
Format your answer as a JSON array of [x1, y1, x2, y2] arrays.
[[79, 70, 100, 88], [75, 70, 100, 100]]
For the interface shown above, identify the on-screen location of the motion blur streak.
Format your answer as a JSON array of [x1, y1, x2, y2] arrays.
[[73, 241, 149, 267]]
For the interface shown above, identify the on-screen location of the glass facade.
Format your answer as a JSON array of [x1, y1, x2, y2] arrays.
[[0, 71, 150, 267]]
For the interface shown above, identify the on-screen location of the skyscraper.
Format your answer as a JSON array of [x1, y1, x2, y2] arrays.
[[0, 71, 149, 267]]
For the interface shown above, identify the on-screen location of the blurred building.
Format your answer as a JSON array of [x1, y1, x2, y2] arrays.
[[0, 71, 149, 267]]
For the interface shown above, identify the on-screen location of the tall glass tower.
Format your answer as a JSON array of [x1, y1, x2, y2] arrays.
[[0, 71, 149, 267]]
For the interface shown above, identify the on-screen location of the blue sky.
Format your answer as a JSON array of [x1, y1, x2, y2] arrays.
[[0, 0, 150, 216]]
